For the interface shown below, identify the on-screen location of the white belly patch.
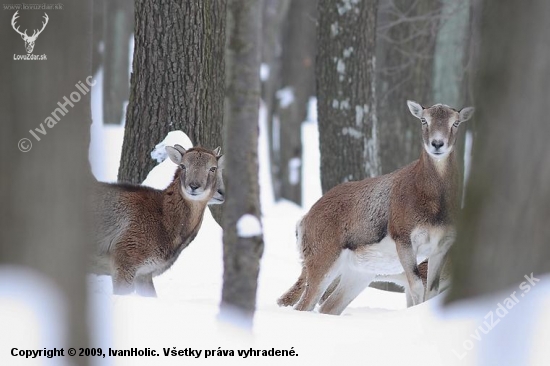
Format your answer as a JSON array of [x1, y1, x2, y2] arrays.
[[347, 226, 453, 275]]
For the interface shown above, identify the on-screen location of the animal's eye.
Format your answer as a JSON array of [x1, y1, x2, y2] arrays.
[[453, 121, 460, 128], [421, 118, 427, 125], [181, 165, 186, 170], [210, 167, 217, 172]]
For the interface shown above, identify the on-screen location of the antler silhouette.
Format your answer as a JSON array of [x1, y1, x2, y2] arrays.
[[11, 11, 49, 41], [31, 13, 49, 40], [11, 11, 28, 38]]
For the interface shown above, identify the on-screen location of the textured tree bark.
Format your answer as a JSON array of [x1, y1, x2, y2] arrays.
[[447, 0, 550, 302], [118, 0, 226, 184], [221, 0, 264, 324], [376, 0, 440, 174], [0, 3, 93, 364], [317, 0, 380, 194], [103, 0, 134, 124], [274, 0, 317, 205]]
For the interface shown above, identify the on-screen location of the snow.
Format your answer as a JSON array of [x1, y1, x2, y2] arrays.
[[288, 157, 301, 185], [143, 131, 193, 189], [236, 214, 263, 238], [301, 97, 322, 210], [275, 87, 295, 108], [342, 126, 363, 139], [330, 22, 339, 37], [336, 59, 345, 80], [260, 63, 270, 81], [355, 104, 364, 126], [462, 130, 473, 208], [0, 266, 69, 366], [343, 47, 353, 58], [150, 130, 193, 163]]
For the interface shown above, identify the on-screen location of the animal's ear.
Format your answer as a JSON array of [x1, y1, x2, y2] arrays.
[[407, 100, 424, 119], [217, 155, 225, 168], [166, 146, 183, 165], [173, 144, 187, 156], [459, 107, 475, 123], [213, 146, 222, 157]]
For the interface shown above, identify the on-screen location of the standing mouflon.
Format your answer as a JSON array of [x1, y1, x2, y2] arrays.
[[92, 145, 223, 296], [278, 101, 474, 314]]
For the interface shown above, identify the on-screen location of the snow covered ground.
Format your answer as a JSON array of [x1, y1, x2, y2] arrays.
[[2, 67, 550, 366]]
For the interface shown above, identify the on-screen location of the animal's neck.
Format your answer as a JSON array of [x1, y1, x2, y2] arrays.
[[162, 172, 207, 248], [415, 149, 459, 200], [418, 149, 457, 179]]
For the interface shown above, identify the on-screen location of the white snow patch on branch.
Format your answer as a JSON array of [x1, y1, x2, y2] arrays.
[[150, 130, 193, 163], [236, 214, 263, 238], [276, 87, 295, 108], [337, 0, 359, 15], [336, 59, 346, 81], [355, 105, 365, 127], [340, 99, 350, 110], [331, 22, 339, 37], [336, 59, 345, 74], [343, 47, 353, 58], [342, 127, 363, 139], [144, 131, 193, 189]]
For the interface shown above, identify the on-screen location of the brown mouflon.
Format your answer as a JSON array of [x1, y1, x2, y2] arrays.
[[278, 101, 474, 314], [91, 145, 224, 296]]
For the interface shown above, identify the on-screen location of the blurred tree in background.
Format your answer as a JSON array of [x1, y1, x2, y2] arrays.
[[316, 0, 381, 193], [221, 0, 264, 325], [0, 2, 93, 363], [448, 0, 550, 303]]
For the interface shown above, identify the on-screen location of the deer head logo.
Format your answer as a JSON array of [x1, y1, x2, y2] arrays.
[[11, 11, 49, 54]]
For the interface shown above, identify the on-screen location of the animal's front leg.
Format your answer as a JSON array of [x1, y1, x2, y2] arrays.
[[396, 240, 424, 306], [136, 273, 157, 297], [111, 247, 137, 295], [426, 235, 454, 300], [112, 270, 135, 295]]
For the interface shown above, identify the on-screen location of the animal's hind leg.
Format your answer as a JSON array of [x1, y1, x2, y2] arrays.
[[319, 276, 340, 305], [278, 266, 306, 307], [135, 273, 157, 297], [294, 256, 341, 312], [319, 271, 374, 315]]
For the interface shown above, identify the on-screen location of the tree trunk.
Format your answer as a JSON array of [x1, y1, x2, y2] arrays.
[[275, 0, 317, 205], [447, 0, 550, 302], [261, 0, 290, 202], [118, 0, 226, 184], [103, 0, 134, 124], [317, 0, 380, 194], [376, 0, 440, 174], [0, 3, 92, 363], [432, 0, 470, 107], [221, 0, 264, 325]]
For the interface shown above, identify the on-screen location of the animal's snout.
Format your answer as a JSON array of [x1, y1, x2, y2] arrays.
[[431, 140, 444, 150], [189, 183, 200, 191]]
